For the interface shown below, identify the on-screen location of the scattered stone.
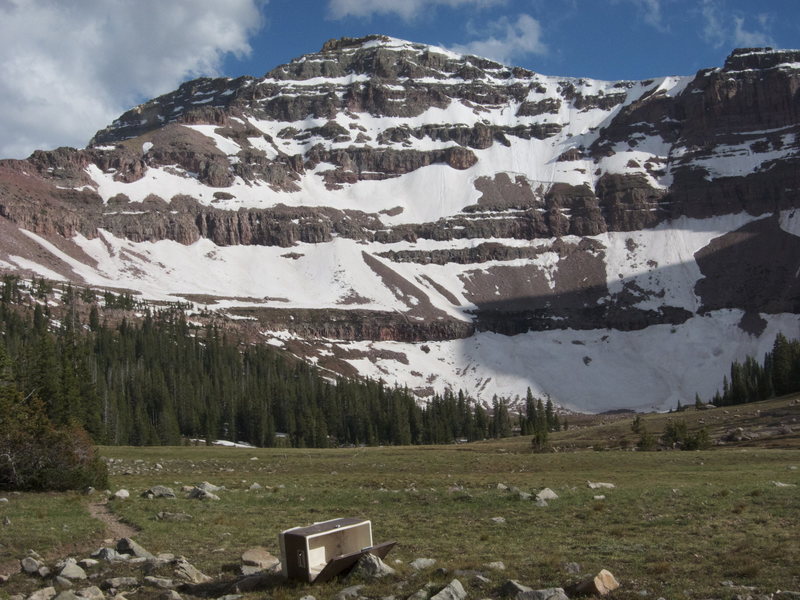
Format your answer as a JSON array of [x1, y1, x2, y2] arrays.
[[490, 516, 506, 524], [0, 497, 8, 502], [155, 512, 193, 522], [54, 577, 73, 590], [587, 482, 615, 490], [772, 481, 797, 488], [103, 578, 138, 589], [195, 482, 222, 493], [407, 589, 429, 600], [77, 559, 98, 569], [518, 588, 569, 600], [472, 574, 491, 586], [410, 558, 436, 571], [298, 596, 316, 600], [563, 562, 581, 575], [59, 563, 87, 581], [248, 483, 262, 491], [160, 591, 181, 600], [143, 576, 175, 590], [535, 498, 548, 507], [485, 561, 506, 571], [53, 591, 79, 600], [28, 587, 57, 600], [112, 490, 129, 500], [430, 579, 466, 600], [39, 567, 52, 578], [241, 547, 279, 571], [141, 486, 176, 499], [21, 557, 43, 575], [334, 584, 364, 600], [568, 569, 620, 596], [91, 549, 126, 562], [348, 553, 396, 579], [3, 516, 10, 526], [518, 492, 532, 501], [173, 557, 211, 584], [536, 488, 559, 501], [117, 539, 154, 560], [186, 488, 220, 501], [502, 580, 534, 596], [76, 586, 104, 600], [594, 495, 606, 500], [497, 483, 509, 491]]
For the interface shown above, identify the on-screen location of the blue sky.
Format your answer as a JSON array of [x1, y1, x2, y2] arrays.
[[226, 0, 799, 81], [0, 0, 797, 158]]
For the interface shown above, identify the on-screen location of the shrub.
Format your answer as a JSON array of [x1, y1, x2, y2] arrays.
[[0, 371, 108, 491]]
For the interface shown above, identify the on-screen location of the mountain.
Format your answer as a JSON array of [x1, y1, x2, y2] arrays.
[[1, 36, 799, 412]]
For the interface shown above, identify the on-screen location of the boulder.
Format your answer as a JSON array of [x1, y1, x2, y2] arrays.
[[409, 558, 436, 571], [155, 512, 193, 522], [240, 547, 280, 571], [112, 490, 129, 500], [195, 482, 222, 492], [173, 557, 211, 584], [587, 482, 615, 489], [103, 577, 138, 589], [490, 516, 506, 524], [76, 586, 104, 600], [91, 549, 126, 562], [116, 539, 154, 560], [518, 588, 569, 600], [536, 488, 559, 501], [142, 577, 175, 590], [502, 580, 534, 596], [59, 563, 87, 581], [568, 569, 620, 596], [186, 488, 220, 501], [21, 557, 43, 576], [28, 587, 57, 600], [347, 553, 396, 579], [141, 486, 176, 499], [333, 585, 363, 600], [430, 579, 467, 600], [77, 559, 98, 569], [53, 592, 79, 600]]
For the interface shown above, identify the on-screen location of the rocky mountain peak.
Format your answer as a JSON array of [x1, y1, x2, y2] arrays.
[[723, 46, 800, 71]]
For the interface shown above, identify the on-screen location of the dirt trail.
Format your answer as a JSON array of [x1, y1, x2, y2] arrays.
[[87, 501, 139, 540]]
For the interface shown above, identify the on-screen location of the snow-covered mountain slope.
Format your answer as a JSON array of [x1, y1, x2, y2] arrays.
[[1, 37, 799, 411]]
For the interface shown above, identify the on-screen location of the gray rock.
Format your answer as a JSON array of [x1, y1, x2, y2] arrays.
[[3, 516, 10, 526], [21, 557, 43, 575], [155, 512, 193, 522], [334, 585, 363, 600], [195, 482, 222, 492], [77, 559, 98, 569], [587, 482, 615, 489], [53, 591, 79, 600], [216, 596, 244, 600], [563, 562, 581, 575], [76, 586, 105, 600], [410, 558, 436, 571], [141, 486, 176, 499], [502, 580, 534, 596], [187, 488, 220, 501], [534, 498, 548, 507], [54, 577, 73, 590], [92, 549, 126, 562], [518, 492, 532, 501], [485, 561, 505, 571], [241, 547, 280, 570], [39, 567, 52, 578], [143, 576, 176, 590], [0, 497, 8, 502], [160, 592, 181, 600], [406, 590, 429, 600], [173, 557, 211, 584], [112, 490, 129, 500], [430, 579, 467, 600], [298, 596, 316, 600], [116, 539, 154, 560], [536, 488, 559, 501], [347, 553, 396, 579], [103, 578, 138, 589], [472, 574, 492, 586], [238, 565, 262, 576], [27, 587, 57, 600], [59, 563, 87, 580], [490, 516, 506, 524], [517, 588, 569, 600], [248, 483, 262, 491], [496, 483, 509, 491]]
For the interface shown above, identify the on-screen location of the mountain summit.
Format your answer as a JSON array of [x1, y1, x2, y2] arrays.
[[1, 38, 799, 411]]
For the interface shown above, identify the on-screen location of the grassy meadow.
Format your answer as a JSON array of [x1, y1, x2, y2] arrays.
[[1, 400, 799, 600]]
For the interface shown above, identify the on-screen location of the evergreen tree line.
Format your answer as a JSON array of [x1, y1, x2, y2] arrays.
[[0, 276, 555, 448], [708, 333, 800, 406]]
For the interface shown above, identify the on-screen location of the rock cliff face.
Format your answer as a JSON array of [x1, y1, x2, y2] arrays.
[[1, 38, 799, 411]]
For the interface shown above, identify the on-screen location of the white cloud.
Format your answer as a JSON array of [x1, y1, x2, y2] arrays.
[[327, 0, 504, 21], [700, 0, 775, 49], [448, 13, 546, 65], [0, 0, 264, 159]]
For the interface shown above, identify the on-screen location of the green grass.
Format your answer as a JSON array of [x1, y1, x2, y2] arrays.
[[1, 408, 799, 599]]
